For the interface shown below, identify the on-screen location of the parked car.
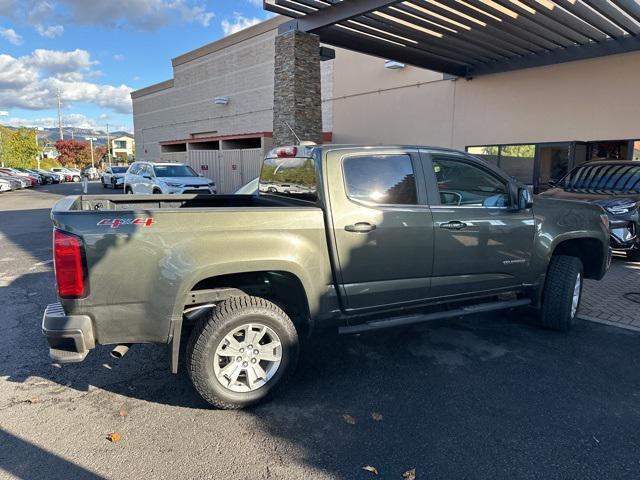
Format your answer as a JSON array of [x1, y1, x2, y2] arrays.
[[83, 167, 99, 180], [42, 144, 611, 409], [101, 166, 128, 189], [541, 160, 640, 261], [27, 168, 58, 185], [235, 177, 259, 194], [124, 161, 216, 194], [0, 173, 27, 189], [36, 169, 63, 183], [51, 167, 81, 183], [14, 168, 45, 184], [0, 168, 37, 187], [0, 177, 11, 192]]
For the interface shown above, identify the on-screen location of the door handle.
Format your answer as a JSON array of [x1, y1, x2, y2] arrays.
[[345, 222, 377, 233], [440, 221, 467, 231]]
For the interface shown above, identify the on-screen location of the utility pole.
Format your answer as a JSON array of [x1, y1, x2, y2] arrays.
[[56, 89, 64, 140], [88, 137, 96, 170], [106, 123, 112, 166]]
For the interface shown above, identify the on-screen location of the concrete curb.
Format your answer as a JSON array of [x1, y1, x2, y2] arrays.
[[579, 315, 640, 333]]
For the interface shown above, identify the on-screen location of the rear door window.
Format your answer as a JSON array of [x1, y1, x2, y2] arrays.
[[343, 154, 417, 205]]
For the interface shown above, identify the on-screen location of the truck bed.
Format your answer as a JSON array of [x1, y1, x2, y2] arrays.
[[54, 193, 310, 212]]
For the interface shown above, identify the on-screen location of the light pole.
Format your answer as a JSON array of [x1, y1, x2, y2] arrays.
[[106, 123, 112, 167], [87, 137, 97, 171], [35, 127, 43, 169]]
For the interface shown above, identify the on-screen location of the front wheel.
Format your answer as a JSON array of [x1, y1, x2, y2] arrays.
[[72, 175, 81, 183], [186, 296, 299, 409], [540, 255, 583, 332]]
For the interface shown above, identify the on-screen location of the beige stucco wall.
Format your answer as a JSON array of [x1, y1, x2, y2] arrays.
[[331, 48, 640, 149]]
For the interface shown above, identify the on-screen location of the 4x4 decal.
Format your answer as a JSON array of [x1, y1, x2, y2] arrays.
[[97, 218, 155, 229]]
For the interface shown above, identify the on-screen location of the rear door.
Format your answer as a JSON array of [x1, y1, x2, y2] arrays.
[[326, 148, 434, 311], [422, 151, 535, 298]]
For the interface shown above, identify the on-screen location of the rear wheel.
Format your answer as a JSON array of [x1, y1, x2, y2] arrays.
[[72, 175, 81, 183], [125, 186, 133, 194], [540, 255, 583, 332], [186, 296, 299, 409]]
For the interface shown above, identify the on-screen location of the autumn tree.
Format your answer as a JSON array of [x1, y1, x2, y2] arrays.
[[55, 139, 92, 167]]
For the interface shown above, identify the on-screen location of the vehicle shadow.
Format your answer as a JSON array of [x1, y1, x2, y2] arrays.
[[0, 429, 106, 480]]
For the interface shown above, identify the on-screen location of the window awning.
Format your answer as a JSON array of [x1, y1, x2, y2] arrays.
[[264, 0, 640, 77]]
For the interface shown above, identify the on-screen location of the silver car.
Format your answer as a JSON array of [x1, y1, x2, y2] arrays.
[[0, 177, 11, 192]]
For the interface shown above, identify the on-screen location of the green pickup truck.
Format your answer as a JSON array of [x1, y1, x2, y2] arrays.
[[43, 145, 611, 408]]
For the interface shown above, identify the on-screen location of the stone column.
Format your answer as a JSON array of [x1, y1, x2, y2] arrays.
[[273, 30, 322, 147]]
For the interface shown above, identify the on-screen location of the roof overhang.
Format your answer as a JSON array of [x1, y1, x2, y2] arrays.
[[264, 0, 640, 77]]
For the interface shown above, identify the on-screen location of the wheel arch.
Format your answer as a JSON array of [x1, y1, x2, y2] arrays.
[[550, 236, 606, 280]]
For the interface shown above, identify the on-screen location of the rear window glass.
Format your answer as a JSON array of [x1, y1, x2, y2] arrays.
[[111, 167, 128, 173], [343, 154, 417, 205], [260, 157, 317, 201]]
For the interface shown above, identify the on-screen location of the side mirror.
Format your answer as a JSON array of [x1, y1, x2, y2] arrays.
[[519, 187, 534, 209]]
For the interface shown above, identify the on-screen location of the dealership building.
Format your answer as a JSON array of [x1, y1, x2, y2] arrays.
[[131, 2, 640, 193]]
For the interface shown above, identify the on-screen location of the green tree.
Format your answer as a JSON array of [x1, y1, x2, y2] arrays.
[[0, 127, 41, 168]]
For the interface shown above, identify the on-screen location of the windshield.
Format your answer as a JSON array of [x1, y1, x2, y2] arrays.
[[259, 157, 317, 201], [111, 167, 128, 173], [153, 165, 198, 177], [561, 163, 640, 193]]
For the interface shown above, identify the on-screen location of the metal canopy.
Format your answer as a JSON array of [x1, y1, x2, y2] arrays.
[[264, 0, 640, 77]]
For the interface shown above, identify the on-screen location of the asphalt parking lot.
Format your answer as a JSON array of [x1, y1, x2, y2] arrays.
[[1, 183, 640, 480]]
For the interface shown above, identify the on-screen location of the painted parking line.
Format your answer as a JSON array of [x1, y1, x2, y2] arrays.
[[579, 315, 640, 333]]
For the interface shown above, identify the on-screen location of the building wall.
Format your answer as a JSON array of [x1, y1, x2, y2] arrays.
[[331, 48, 640, 150], [132, 18, 334, 162]]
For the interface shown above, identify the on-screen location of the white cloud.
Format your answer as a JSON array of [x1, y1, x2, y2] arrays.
[[54, 0, 214, 30], [0, 27, 23, 45], [0, 50, 133, 114], [246, 0, 262, 6], [221, 15, 262, 36], [0, 110, 9, 116], [36, 24, 64, 38], [113, 54, 124, 61]]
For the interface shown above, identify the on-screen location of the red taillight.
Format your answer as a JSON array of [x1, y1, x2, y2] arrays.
[[276, 146, 297, 157], [53, 230, 87, 298]]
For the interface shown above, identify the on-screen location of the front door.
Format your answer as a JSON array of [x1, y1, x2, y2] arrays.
[[327, 149, 434, 311], [426, 153, 535, 298]]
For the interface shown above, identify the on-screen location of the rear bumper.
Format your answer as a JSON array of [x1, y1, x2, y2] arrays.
[[42, 303, 95, 363]]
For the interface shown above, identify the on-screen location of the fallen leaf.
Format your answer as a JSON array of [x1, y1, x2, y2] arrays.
[[118, 405, 128, 417], [106, 432, 121, 443], [25, 397, 41, 404], [362, 465, 378, 475], [403, 468, 416, 480], [31, 381, 49, 386], [342, 414, 356, 425], [371, 412, 383, 421]]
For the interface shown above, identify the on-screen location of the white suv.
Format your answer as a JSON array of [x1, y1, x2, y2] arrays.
[[124, 162, 216, 194]]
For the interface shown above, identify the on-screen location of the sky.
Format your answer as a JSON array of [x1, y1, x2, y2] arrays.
[[0, 0, 272, 133]]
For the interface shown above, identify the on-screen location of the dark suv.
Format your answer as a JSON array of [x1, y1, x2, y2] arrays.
[[542, 161, 640, 261]]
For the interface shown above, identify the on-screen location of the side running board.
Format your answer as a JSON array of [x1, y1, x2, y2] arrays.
[[338, 298, 531, 335]]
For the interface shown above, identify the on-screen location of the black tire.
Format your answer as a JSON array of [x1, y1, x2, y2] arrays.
[[186, 296, 299, 409], [540, 255, 583, 332], [73, 176, 81, 183], [152, 189, 161, 194]]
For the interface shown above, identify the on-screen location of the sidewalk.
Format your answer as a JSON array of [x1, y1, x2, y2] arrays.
[[579, 257, 640, 330]]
